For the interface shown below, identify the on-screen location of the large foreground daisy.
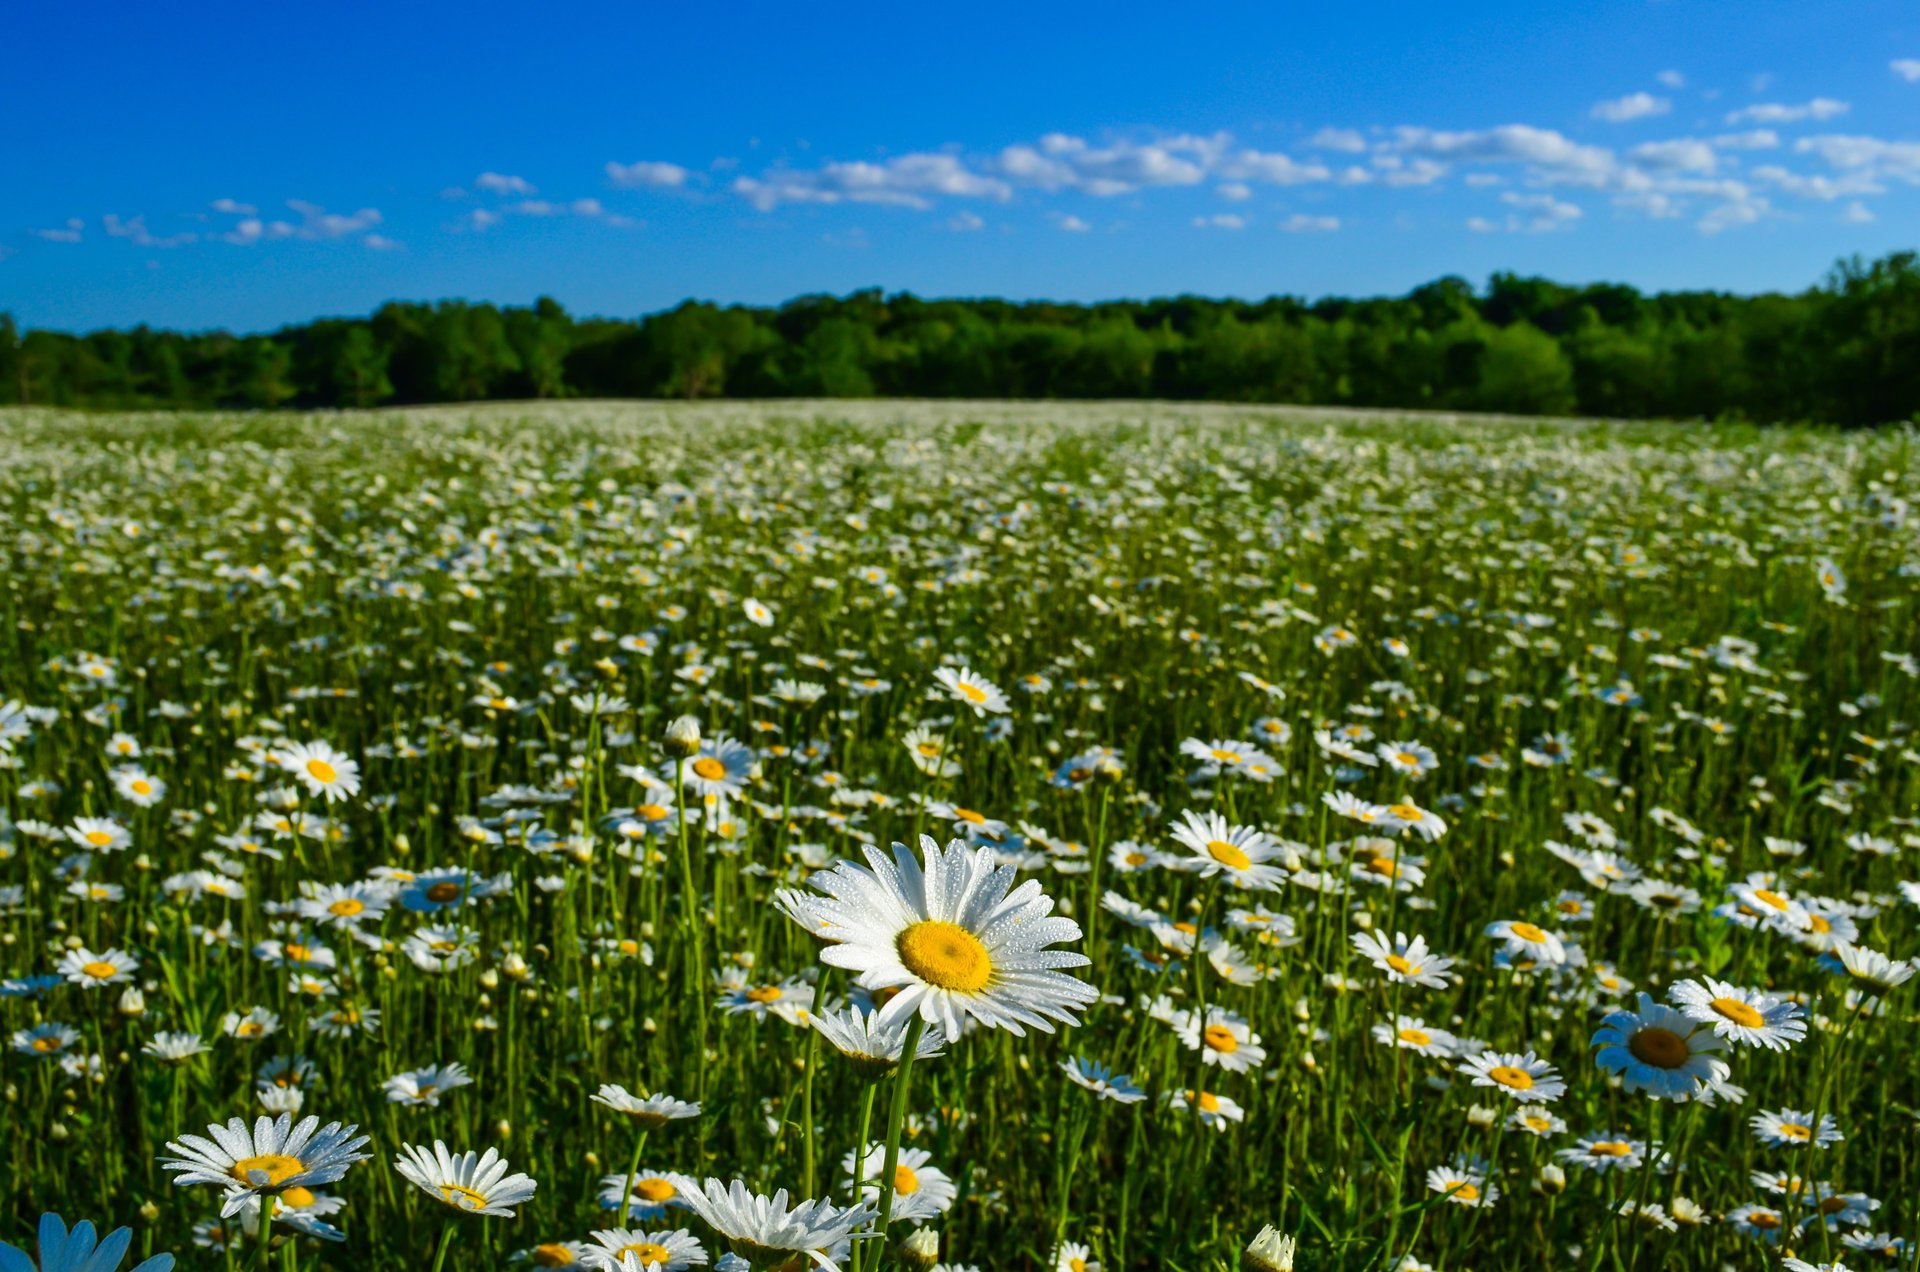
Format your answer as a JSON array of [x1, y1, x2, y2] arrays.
[[800, 836, 1097, 1038], [160, 1114, 371, 1216], [1591, 993, 1730, 1100]]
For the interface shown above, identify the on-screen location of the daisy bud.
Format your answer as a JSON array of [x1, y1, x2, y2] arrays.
[[665, 715, 702, 757], [117, 986, 146, 1017], [49, 1121, 68, 1142], [1538, 1164, 1567, 1195], [1243, 1225, 1297, 1271], [497, 1119, 512, 1139], [899, 1227, 940, 1269], [502, 953, 530, 980], [139, 1201, 160, 1222], [1467, 1104, 1498, 1128]]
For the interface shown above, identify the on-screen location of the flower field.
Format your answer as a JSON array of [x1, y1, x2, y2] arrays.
[[0, 400, 1915, 1272]]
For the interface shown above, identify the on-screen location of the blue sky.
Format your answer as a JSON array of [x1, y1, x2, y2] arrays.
[[7, 0, 1920, 332]]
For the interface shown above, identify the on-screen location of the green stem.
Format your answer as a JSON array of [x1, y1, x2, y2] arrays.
[[428, 1224, 457, 1272], [870, 1014, 929, 1261]]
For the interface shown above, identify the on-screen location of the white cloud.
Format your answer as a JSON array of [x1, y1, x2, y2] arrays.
[[1892, 59, 1920, 83], [476, 172, 535, 196], [1656, 69, 1686, 90], [1280, 214, 1340, 232], [1001, 132, 1210, 195], [1308, 127, 1368, 153], [1842, 201, 1875, 223], [1386, 124, 1616, 184], [363, 234, 402, 250], [1710, 130, 1779, 150], [1629, 139, 1717, 174], [945, 210, 985, 231], [33, 218, 84, 243], [223, 201, 382, 245], [1723, 98, 1849, 125], [1192, 213, 1246, 229], [1054, 213, 1091, 232], [1466, 217, 1499, 233], [1749, 165, 1883, 200], [1464, 173, 1505, 187], [1215, 182, 1252, 201], [104, 214, 196, 248], [1591, 92, 1671, 123], [1502, 191, 1583, 230], [605, 160, 690, 190], [210, 198, 256, 215], [1698, 197, 1769, 233], [1794, 134, 1920, 182], [735, 153, 1009, 210]]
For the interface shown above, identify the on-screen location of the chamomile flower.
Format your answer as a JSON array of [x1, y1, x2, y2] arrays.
[[932, 666, 1008, 717], [160, 1113, 371, 1217], [64, 817, 131, 853], [1556, 1136, 1647, 1173], [383, 1062, 475, 1107], [581, 1227, 708, 1271], [799, 836, 1096, 1038], [1351, 931, 1455, 989], [394, 1141, 538, 1217], [1425, 1164, 1497, 1208], [1060, 1056, 1147, 1103], [1669, 979, 1807, 1050], [844, 1145, 955, 1217], [1174, 1006, 1266, 1072], [273, 740, 361, 802], [1750, 1109, 1843, 1149], [1591, 994, 1730, 1100], [1372, 1016, 1457, 1056], [0, 1213, 176, 1272], [668, 1177, 877, 1269], [1484, 919, 1567, 966], [806, 1006, 947, 1080], [1821, 942, 1916, 994], [57, 947, 139, 988], [1458, 1050, 1566, 1103], [1168, 809, 1287, 890], [590, 1088, 703, 1128]]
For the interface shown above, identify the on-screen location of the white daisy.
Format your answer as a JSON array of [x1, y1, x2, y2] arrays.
[[1669, 978, 1807, 1050], [161, 1113, 372, 1217], [394, 1141, 539, 1217]]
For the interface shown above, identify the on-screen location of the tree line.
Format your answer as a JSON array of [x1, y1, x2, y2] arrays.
[[3, 251, 1917, 424]]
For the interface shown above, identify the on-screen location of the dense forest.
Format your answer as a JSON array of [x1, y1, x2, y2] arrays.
[[4, 251, 1918, 423]]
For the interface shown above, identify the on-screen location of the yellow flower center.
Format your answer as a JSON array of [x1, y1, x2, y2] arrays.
[[534, 1245, 577, 1267], [131, 780, 152, 796], [31, 1036, 61, 1052], [1778, 1122, 1812, 1140], [328, 898, 365, 917], [1385, 954, 1417, 975], [621, 1243, 673, 1264], [1202, 1024, 1239, 1053], [1388, 803, 1423, 821], [80, 960, 118, 979], [746, 985, 784, 1003], [1366, 857, 1398, 877], [438, 1183, 490, 1209], [894, 1165, 920, 1194], [1398, 1028, 1431, 1047], [85, 830, 114, 846], [1488, 1065, 1534, 1090], [1507, 922, 1548, 943], [281, 1186, 315, 1208], [953, 808, 986, 825], [1627, 1026, 1691, 1069], [1206, 839, 1252, 871], [635, 1177, 677, 1202], [1809, 913, 1831, 933], [956, 682, 988, 704], [1589, 1142, 1633, 1157], [230, 1153, 306, 1187], [1195, 1091, 1219, 1112], [1710, 997, 1764, 1028], [692, 757, 727, 781], [1751, 888, 1789, 911], [1750, 1210, 1781, 1229], [916, 742, 941, 757], [305, 758, 337, 783], [897, 920, 992, 993], [425, 881, 463, 903], [637, 803, 670, 821], [1209, 749, 1242, 764], [1070, 1260, 1088, 1272]]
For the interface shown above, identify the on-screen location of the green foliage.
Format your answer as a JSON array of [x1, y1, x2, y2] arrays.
[[5, 253, 1920, 421]]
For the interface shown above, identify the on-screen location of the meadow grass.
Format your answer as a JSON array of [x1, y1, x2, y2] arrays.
[[0, 400, 1915, 1272]]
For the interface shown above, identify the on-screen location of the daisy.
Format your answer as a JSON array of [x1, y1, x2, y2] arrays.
[[800, 836, 1096, 1038], [1591, 994, 1730, 1100], [1166, 1088, 1245, 1130], [0, 1213, 176, 1272], [295, 882, 390, 928], [843, 1145, 956, 1216], [111, 767, 165, 808], [1458, 1050, 1565, 1103], [716, 977, 815, 1025], [1381, 801, 1447, 842], [1322, 790, 1393, 828], [1167, 809, 1287, 890], [1174, 1006, 1266, 1072], [1821, 942, 1916, 993], [742, 597, 774, 627], [57, 947, 139, 988], [394, 1141, 538, 1217], [1669, 978, 1807, 1050], [668, 1177, 877, 1270], [1727, 880, 1814, 933], [160, 1113, 371, 1217], [590, 1087, 703, 1129], [581, 1227, 708, 1271], [600, 1172, 692, 1222], [680, 736, 755, 800], [11, 1023, 81, 1058], [1556, 1136, 1647, 1173], [383, 1062, 475, 1107], [932, 666, 1008, 717], [901, 726, 960, 778], [1350, 931, 1455, 989], [1425, 1164, 1497, 1208], [1053, 1242, 1100, 1272], [1377, 740, 1437, 778], [1508, 1109, 1566, 1137], [64, 817, 131, 853], [806, 1006, 947, 1079], [1059, 1056, 1147, 1104], [1484, 919, 1567, 966], [273, 740, 361, 802], [1725, 1203, 1787, 1244], [1749, 1109, 1843, 1149], [1371, 1016, 1457, 1057]]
